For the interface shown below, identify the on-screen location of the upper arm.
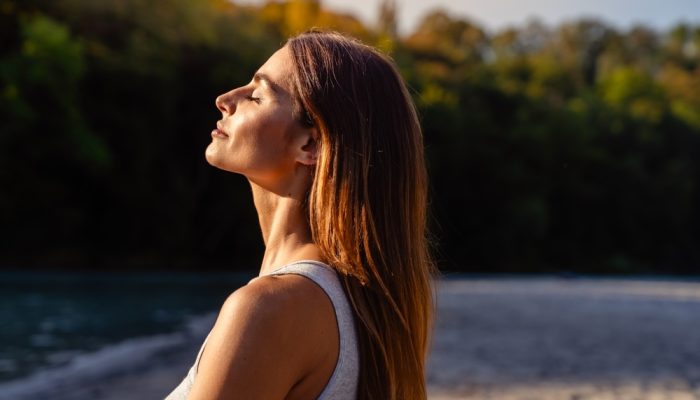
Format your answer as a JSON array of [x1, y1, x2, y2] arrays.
[[187, 277, 315, 400]]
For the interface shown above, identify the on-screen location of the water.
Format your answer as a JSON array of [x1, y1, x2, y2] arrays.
[[0, 270, 252, 385]]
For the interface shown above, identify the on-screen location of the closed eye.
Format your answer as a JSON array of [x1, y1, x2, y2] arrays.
[[245, 95, 261, 104]]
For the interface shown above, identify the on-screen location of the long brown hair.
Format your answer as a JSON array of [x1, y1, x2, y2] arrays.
[[287, 30, 435, 399]]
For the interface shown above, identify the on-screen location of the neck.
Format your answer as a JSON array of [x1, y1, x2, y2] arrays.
[[250, 181, 322, 275]]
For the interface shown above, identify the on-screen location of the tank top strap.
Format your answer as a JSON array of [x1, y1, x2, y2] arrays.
[[193, 332, 210, 373], [166, 260, 359, 400], [263, 260, 359, 400]]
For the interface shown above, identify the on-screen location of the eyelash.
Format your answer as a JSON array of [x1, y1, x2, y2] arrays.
[[245, 95, 261, 104]]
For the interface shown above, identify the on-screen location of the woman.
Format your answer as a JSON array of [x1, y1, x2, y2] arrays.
[[166, 30, 434, 400]]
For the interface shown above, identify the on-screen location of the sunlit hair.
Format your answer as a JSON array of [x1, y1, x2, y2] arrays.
[[287, 30, 436, 399]]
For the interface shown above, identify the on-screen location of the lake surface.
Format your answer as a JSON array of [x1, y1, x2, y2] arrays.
[[0, 270, 251, 385]]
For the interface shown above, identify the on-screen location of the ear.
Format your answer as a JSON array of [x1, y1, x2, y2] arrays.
[[295, 127, 318, 166]]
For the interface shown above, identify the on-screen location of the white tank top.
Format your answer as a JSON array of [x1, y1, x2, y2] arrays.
[[164, 260, 359, 400]]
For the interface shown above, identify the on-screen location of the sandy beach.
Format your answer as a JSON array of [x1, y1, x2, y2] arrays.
[[3, 276, 700, 400], [427, 277, 700, 399]]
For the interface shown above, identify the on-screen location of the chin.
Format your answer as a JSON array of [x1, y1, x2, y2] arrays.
[[205, 146, 241, 175], [204, 144, 217, 165], [204, 144, 227, 170]]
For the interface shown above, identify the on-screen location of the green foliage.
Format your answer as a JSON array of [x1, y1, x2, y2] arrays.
[[598, 66, 667, 123], [20, 14, 84, 82], [1, 1, 699, 274], [0, 13, 110, 167]]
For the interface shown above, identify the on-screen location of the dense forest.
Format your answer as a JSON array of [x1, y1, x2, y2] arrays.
[[1, 0, 699, 274]]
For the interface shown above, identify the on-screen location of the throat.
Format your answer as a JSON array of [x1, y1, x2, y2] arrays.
[[250, 182, 321, 275]]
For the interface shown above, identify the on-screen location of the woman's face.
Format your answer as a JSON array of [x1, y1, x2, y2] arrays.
[[206, 46, 314, 189]]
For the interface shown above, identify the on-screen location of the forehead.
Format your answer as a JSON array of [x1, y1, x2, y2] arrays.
[[255, 46, 294, 94]]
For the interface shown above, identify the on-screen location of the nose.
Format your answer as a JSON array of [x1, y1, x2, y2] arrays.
[[215, 90, 237, 115]]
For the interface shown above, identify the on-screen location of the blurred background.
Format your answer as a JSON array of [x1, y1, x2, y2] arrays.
[[1, 0, 699, 399]]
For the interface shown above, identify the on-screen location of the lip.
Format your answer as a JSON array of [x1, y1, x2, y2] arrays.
[[212, 121, 229, 138]]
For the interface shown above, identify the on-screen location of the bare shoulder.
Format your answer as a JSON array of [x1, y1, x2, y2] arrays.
[[227, 273, 331, 318], [219, 274, 335, 340], [188, 273, 338, 400]]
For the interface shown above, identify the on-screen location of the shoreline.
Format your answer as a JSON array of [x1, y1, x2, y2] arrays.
[[0, 314, 216, 400], [3, 277, 700, 399]]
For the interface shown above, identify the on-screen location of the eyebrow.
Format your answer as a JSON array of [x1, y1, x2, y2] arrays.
[[253, 72, 282, 94]]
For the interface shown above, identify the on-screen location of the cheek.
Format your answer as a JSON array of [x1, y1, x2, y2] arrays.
[[208, 110, 295, 174], [231, 112, 288, 158]]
